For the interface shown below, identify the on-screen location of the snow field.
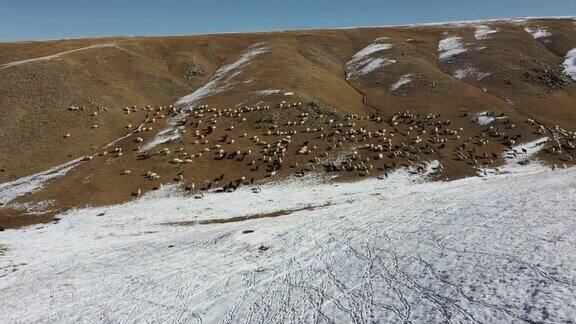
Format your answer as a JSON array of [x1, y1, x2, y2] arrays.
[[2, 158, 576, 322]]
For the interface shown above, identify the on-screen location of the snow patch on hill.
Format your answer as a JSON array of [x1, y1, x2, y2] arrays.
[[360, 58, 395, 75], [0, 157, 84, 205], [563, 48, 576, 81], [472, 112, 508, 127], [473, 111, 496, 125], [474, 25, 499, 40], [454, 67, 491, 80], [176, 43, 268, 106], [438, 36, 467, 60], [351, 43, 392, 60], [141, 43, 268, 151], [524, 26, 552, 39], [505, 137, 550, 165], [7, 200, 55, 215], [479, 137, 550, 177], [390, 73, 413, 90], [255, 89, 281, 96], [346, 41, 395, 78]]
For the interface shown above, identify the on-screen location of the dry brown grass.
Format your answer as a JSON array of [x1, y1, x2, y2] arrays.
[[1, 18, 575, 229]]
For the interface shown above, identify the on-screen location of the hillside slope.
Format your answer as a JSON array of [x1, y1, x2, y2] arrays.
[[0, 17, 575, 228]]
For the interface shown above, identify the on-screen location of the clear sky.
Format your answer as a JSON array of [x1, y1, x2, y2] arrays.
[[1, 0, 575, 42]]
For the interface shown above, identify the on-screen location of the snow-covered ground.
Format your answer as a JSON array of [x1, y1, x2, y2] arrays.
[[524, 26, 552, 40], [563, 48, 576, 81], [390, 73, 413, 91], [438, 36, 491, 81], [473, 111, 496, 125], [438, 36, 467, 61], [478, 137, 550, 177], [0, 157, 84, 205], [255, 89, 281, 96], [474, 25, 499, 40], [346, 41, 395, 78], [454, 67, 491, 80], [2, 157, 576, 322]]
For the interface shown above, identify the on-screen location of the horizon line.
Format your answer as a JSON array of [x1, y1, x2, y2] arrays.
[[2, 14, 575, 44]]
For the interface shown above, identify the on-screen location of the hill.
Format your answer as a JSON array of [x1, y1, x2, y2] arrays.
[[0, 17, 575, 228]]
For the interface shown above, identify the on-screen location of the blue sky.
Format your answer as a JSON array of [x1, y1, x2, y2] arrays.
[[1, 0, 575, 41]]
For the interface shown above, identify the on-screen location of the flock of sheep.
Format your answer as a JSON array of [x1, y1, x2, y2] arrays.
[[64, 99, 576, 198]]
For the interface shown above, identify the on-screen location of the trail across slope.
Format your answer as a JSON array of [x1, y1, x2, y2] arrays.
[[0, 43, 117, 69]]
